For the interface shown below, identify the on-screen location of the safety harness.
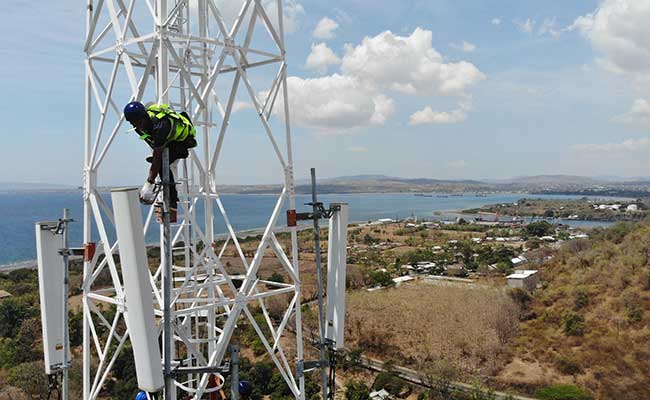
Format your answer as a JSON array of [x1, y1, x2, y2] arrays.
[[137, 104, 196, 147]]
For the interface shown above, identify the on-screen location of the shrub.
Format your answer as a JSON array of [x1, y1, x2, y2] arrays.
[[369, 270, 393, 287], [345, 380, 371, 400], [7, 361, 49, 399], [373, 371, 405, 395], [555, 356, 583, 375], [508, 288, 532, 310], [573, 289, 589, 310], [622, 291, 643, 322], [535, 384, 592, 400], [563, 312, 585, 336]]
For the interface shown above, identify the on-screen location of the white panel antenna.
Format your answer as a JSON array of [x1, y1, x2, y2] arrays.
[[111, 188, 164, 392], [35, 222, 67, 375], [325, 204, 349, 350]]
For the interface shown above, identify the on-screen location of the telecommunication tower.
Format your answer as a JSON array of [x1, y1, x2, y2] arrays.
[[80, 0, 308, 398]]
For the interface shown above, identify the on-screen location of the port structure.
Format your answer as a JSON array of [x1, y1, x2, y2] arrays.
[[82, 1, 304, 398]]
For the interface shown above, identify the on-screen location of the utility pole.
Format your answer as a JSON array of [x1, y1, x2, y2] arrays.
[[309, 168, 329, 400], [61, 209, 71, 400]]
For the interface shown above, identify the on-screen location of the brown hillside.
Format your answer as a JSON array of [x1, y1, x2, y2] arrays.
[[507, 222, 650, 399]]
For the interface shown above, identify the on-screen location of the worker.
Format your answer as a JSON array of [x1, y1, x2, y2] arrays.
[[238, 380, 253, 400], [123, 101, 197, 223]]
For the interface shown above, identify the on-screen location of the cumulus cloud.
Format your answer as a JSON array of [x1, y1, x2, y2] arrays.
[[492, 18, 502, 26], [283, 28, 484, 132], [612, 99, 650, 125], [305, 43, 341, 74], [409, 97, 473, 125], [514, 18, 535, 34], [409, 107, 467, 125], [313, 17, 339, 39], [285, 74, 395, 134], [571, 0, 650, 76], [570, 137, 650, 153], [450, 40, 476, 53], [341, 28, 485, 96]]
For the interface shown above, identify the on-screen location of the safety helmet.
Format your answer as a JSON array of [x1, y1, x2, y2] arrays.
[[135, 391, 148, 400], [239, 380, 253, 396], [124, 101, 147, 122]]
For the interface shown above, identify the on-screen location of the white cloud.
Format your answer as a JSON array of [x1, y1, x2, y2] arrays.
[[514, 18, 535, 34], [232, 101, 253, 113], [347, 147, 368, 152], [450, 40, 476, 53], [571, 0, 650, 76], [313, 17, 339, 39], [447, 160, 467, 168], [409, 106, 467, 125], [305, 43, 341, 74], [283, 28, 484, 132], [213, 0, 304, 35], [285, 74, 395, 134], [538, 18, 561, 38], [341, 28, 485, 96], [409, 97, 472, 125], [492, 18, 502, 26], [612, 99, 650, 125], [570, 137, 650, 153]]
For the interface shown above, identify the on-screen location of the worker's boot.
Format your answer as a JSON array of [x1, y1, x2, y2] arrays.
[[154, 203, 177, 224]]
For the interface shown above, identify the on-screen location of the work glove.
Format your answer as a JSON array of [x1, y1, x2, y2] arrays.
[[139, 181, 156, 205]]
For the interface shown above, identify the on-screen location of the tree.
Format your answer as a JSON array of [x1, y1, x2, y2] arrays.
[[345, 380, 370, 400], [0, 298, 32, 337], [526, 221, 554, 237], [7, 361, 49, 399]]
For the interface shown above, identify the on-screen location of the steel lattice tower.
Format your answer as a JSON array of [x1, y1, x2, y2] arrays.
[[82, 0, 304, 398]]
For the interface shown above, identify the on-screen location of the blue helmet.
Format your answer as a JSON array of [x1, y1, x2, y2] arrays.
[[124, 101, 147, 122], [135, 391, 148, 400], [239, 380, 253, 396]]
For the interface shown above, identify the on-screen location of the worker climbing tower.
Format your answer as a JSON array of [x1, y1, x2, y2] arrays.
[[81, 0, 305, 398]]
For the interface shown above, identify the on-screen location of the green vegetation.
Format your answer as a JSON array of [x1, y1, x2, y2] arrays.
[[345, 380, 371, 400], [535, 384, 592, 400]]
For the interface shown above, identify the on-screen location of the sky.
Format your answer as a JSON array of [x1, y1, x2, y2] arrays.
[[2, 0, 650, 185]]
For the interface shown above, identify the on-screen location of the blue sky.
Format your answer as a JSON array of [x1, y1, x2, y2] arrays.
[[2, 0, 650, 185]]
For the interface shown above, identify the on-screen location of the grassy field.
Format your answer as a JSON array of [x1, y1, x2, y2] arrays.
[[343, 282, 519, 378]]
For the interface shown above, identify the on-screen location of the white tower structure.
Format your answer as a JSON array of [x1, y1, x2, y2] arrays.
[[82, 1, 304, 398]]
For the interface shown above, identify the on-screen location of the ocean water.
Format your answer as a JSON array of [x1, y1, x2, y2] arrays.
[[0, 190, 616, 267]]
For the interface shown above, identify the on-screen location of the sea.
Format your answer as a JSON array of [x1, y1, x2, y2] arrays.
[[0, 190, 619, 269]]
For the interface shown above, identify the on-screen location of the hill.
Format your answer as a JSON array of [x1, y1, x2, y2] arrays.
[[503, 221, 650, 399]]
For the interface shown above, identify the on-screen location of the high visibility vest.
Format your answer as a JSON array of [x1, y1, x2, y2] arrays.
[[137, 104, 196, 146]]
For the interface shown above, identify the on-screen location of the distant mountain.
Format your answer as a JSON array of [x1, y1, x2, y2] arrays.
[[0, 182, 77, 191], [505, 175, 601, 185], [322, 174, 396, 182]]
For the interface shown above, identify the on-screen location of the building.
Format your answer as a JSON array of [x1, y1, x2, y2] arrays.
[[511, 256, 527, 267], [0, 290, 12, 300], [392, 276, 416, 286], [370, 389, 392, 400], [627, 204, 639, 212], [507, 270, 539, 291]]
